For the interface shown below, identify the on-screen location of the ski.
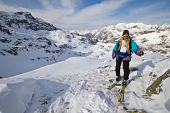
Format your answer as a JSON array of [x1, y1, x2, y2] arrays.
[[106, 77, 122, 90], [117, 80, 132, 102], [118, 85, 125, 102]]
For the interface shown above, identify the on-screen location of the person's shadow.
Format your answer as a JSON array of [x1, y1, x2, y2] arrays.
[[165, 99, 170, 112], [128, 60, 155, 83]]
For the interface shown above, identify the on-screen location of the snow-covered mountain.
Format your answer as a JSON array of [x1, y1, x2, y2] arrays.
[[71, 23, 170, 56], [0, 12, 170, 113], [0, 11, 94, 78], [0, 11, 58, 32]]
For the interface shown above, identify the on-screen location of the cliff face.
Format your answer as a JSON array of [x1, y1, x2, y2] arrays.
[[0, 11, 58, 32]]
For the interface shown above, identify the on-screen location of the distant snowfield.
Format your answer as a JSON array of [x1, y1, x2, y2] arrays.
[[0, 48, 170, 113]]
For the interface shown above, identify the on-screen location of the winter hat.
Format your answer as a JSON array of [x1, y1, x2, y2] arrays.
[[122, 30, 129, 36]]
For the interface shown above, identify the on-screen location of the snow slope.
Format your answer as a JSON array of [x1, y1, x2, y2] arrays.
[[0, 29, 94, 77], [0, 49, 170, 113]]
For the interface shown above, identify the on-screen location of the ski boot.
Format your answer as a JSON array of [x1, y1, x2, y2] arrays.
[[116, 76, 121, 82], [122, 80, 127, 86]]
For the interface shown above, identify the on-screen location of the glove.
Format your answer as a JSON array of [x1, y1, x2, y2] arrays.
[[112, 51, 116, 59], [112, 54, 115, 59], [139, 51, 144, 56]]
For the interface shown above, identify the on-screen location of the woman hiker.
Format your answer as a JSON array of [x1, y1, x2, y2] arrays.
[[112, 30, 144, 86]]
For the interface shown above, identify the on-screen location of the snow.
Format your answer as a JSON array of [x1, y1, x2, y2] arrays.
[[1, 48, 170, 113], [0, 12, 170, 113]]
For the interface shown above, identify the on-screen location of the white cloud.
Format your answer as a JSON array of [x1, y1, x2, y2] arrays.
[[129, 5, 157, 15], [129, 3, 165, 15], [127, 2, 170, 25], [0, 0, 169, 30], [32, 0, 128, 29], [0, 2, 20, 12], [0, 0, 131, 29]]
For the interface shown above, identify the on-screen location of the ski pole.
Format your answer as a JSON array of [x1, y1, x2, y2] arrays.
[[140, 56, 145, 94]]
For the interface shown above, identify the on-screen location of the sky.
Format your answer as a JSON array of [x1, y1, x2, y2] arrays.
[[0, 0, 170, 30]]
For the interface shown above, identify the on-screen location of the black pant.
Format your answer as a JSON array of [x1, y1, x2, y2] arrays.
[[116, 57, 130, 80]]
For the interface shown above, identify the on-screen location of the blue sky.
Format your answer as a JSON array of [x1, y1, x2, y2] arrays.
[[0, 0, 170, 30]]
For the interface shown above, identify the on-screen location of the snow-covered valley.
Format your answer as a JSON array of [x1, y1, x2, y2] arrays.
[[0, 11, 170, 113]]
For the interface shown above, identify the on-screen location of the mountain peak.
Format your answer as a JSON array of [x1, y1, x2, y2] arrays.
[[0, 11, 59, 31]]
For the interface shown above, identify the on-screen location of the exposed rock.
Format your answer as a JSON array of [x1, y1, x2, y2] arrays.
[[146, 69, 170, 96]]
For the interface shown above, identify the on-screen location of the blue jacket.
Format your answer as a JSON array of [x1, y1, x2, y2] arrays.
[[112, 38, 142, 61], [113, 39, 139, 53]]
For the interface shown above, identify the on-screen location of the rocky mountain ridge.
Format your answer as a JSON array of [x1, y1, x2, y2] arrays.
[[0, 11, 58, 35]]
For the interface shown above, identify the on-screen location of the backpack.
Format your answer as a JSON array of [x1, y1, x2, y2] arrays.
[[117, 37, 131, 56]]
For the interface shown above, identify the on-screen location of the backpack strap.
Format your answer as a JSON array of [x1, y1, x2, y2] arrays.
[[128, 37, 132, 55], [117, 37, 131, 55]]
